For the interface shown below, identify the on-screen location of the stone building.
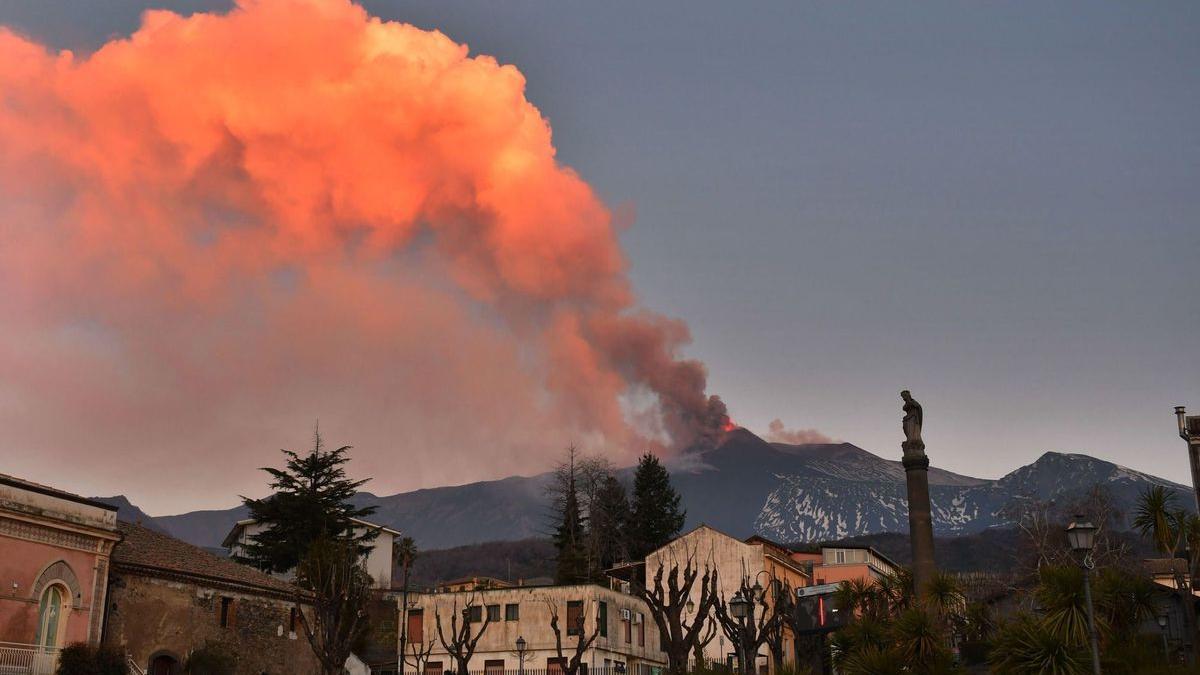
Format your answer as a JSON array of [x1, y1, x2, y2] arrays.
[[0, 472, 121, 672], [405, 584, 666, 675], [104, 521, 321, 675]]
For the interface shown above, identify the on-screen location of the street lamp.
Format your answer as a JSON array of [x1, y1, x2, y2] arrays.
[[730, 591, 749, 620], [1158, 615, 1170, 661], [515, 636, 527, 675], [685, 598, 695, 614], [1066, 514, 1102, 675]]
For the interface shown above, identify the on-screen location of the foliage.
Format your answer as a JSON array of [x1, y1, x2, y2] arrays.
[[295, 536, 374, 675], [989, 614, 1090, 675], [239, 427, 378, 575], [589, 474, 631, 572], [552, 448, 589, 584], [56, 643, 128, 675], [184, 643, 237, 675], [629, 453, 685, 559]]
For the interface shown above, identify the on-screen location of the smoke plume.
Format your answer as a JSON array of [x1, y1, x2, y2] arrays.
[[766, 419, 836, 445], [0, 0, 727, 510]]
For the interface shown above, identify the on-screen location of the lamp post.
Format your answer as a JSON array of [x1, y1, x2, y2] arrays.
[[515, 636, 527, 675], [1175, 406, 1200, 514], [729, 591, 751, 675], [1067, 515, 1102, 675], [1158, 615, 1170, 662]]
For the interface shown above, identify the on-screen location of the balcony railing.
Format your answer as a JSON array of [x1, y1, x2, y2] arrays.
[[0, 643, 60, 675]]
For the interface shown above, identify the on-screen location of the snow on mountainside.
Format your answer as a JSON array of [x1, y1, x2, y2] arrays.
[[96, 428, 1191, 549]]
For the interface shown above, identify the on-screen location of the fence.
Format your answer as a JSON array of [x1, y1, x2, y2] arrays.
[[405, 665, 662, 675], [0, 643, 60, 675]]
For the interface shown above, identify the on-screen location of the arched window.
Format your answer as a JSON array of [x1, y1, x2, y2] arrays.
[[35, 584, 68, 648]]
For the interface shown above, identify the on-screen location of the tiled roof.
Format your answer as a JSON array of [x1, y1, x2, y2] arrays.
[[112, 521, 299, 596]]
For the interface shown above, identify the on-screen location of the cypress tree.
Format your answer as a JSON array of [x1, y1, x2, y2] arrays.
[[629, 453, 686, 560], [239, 427, 379, 576], [589, 474, 631, 573], [553, 462, 589, 584]]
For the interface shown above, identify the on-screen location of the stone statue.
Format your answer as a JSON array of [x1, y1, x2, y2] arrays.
[[901, 389, 923, 452]]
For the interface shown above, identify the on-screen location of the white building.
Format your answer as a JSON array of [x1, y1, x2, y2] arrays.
[[223, 517, 402, 588], [404, 584, 666, 675]]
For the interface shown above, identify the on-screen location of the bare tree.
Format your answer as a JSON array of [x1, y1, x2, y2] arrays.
[[714, 575, 778, 675], [396, 537, 419, 675], [634, 547, 721, 674], [403, 634, 436, 675], [545, 598, 602, 675], [435, 597, 493, 675], [294, 537, 373, 675]]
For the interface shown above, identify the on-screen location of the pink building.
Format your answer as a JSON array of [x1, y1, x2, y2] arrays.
[[0, 473, 121, 668]]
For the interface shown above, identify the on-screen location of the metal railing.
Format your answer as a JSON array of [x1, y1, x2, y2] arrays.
[[127, 653, 147, 675], [0, 642, 60, 675]]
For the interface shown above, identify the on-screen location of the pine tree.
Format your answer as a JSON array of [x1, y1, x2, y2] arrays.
[[553, 450, 589, 584], [238, 426, 379, 575], [589, 474, 631, 573], [629, 453, 685, 560]]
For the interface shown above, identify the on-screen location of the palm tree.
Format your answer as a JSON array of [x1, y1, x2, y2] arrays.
[[1133, 486, 1199, 662], [990, 614, 1090, 675]]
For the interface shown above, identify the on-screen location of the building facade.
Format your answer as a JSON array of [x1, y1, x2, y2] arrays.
[[645, 527, 812, 672], [0, 472, 121, 670], [787, 545, 898, 586], [223, 517, 402, 588], [104, 521, 321, 675], [405, 584, 666, 675]]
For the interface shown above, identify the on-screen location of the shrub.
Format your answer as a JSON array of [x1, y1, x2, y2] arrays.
[[56, 643, 128, 675], [184, 643, 237, 675]]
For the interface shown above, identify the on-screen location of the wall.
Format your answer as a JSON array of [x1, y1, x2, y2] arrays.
[[230, 521, 395, 588], [644, 527, 811, 671], [0, 479, 119, 647], [104, 572, 321, 675], [407, 585, 665, 673], [0, 535, 103, 646]]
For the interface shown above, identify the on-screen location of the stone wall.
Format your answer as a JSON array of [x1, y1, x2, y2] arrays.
[[104, 571, 321, 675]]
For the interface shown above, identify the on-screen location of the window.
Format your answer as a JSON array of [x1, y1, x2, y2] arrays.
[[623, 612, 632, 642], [289, 607, 297, 633], [566, 601, 584, 636], [548, 658, 567, 675], [424, 662, 443, 675], [636, 614, 644, 647], [485, 660, 505, 675], [35, 585, 66, 648], [466, 605, 483, 623], [598, 601, 608, 638], [835, 550, 846, 564], [505, 603, 520, 621], [219, 596, 235, 628], [407, 609, 424, 644], [487, 604, 501, 622]]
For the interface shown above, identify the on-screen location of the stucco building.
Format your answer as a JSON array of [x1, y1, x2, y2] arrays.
[[405, 584, 666, 675], [0, 473, 121, 672], [103, 521, 321, 675], [644, 526, 812, 672], [787, 544, 898, 586], [224, 517, 402, 589]]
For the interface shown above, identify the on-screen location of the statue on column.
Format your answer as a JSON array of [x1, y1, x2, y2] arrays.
[[901, 389, 924, 454]]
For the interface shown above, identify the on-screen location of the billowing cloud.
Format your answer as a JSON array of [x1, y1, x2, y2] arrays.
[[765, 419, 836, 445], [0, 0, 726, 512]]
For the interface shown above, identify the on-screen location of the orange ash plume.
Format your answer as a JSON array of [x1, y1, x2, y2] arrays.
[[0, 0, 727, 491]]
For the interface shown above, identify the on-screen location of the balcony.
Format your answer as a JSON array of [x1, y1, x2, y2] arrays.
[[0, 643, 59, 675]]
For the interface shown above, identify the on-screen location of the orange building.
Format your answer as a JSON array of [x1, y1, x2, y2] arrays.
[[788, 545, 899, 586]]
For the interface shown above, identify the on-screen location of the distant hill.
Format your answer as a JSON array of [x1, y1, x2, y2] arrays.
[[92, 495, 169, 534], [404, 538, 557, 590], [97, 428, 1192, 550]]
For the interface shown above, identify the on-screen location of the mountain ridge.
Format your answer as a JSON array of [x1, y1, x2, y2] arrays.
[[93, 428, 1191, 550]]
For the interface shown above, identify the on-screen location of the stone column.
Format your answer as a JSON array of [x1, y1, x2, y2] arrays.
[[902, 440, 936, 599]]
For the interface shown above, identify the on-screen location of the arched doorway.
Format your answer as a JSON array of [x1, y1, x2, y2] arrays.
[[149, 653, 180, 675], [35, 583, 69, 649]]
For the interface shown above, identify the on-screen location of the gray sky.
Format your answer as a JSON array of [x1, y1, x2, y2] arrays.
[[1, 1, 1197, 507]]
